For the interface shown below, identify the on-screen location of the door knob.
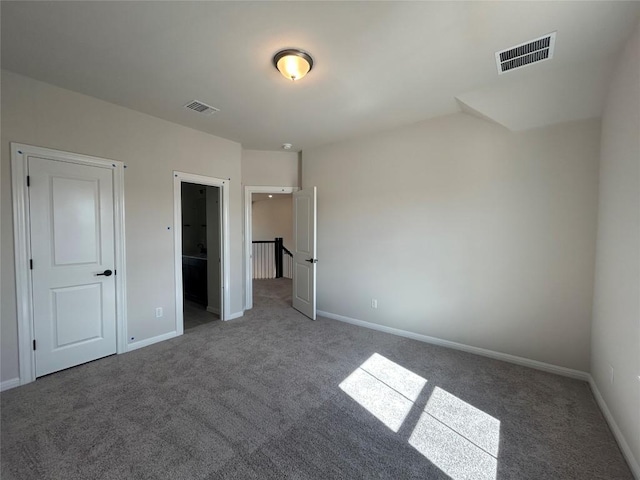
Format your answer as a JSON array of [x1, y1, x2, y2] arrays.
[[305, 259, 318, 264], [96, 269, 113, 277]]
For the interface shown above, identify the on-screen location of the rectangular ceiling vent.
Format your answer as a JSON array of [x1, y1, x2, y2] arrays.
[[184, 100, 220, 115], [495, 32, 556, 74]]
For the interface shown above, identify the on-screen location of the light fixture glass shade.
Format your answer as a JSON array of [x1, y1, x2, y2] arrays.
[[273, 49, 313, 81]]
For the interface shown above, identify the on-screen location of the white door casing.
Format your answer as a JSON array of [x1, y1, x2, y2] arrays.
[[173, 171, 231, 331], [29, 157, 117, 376], [11, 143, 127, 385], [292, 187, 317, 320]]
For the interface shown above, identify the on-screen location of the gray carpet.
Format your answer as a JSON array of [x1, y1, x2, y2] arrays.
[[1, 278, 633, 479]]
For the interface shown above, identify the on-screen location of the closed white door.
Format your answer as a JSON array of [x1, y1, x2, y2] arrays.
[[292, 187, 317, 320], [29, 156, 117, 377]]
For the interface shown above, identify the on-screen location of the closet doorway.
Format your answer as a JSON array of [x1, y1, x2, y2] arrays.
[[180, 183, 221, 329], [174, 172, 230, 333]]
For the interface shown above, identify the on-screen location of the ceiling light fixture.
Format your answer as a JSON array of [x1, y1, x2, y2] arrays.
[[273, 49, 313, 81]]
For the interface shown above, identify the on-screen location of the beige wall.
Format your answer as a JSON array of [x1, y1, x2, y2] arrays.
[[302, 113, 600, 371], [591, 23, 640, 470], [252, 195, 293, 248], [241, 149, 299, 187], [1, 70, 243, 383]]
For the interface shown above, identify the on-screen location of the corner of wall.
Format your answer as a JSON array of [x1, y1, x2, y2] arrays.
[[590, 21, 640, 476]]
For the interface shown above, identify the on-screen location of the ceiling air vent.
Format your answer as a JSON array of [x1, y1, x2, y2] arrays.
[[495, 32, 556, 74], [183, 100, 220, 115]]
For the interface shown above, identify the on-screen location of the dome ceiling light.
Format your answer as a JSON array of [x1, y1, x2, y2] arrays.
[[273, 49, 314, 81]]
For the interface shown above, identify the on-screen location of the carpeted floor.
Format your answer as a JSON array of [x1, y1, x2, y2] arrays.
[[1, 278, 633, 479]]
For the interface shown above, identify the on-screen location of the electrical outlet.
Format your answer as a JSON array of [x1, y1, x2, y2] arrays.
[[156, 307, 163, 318], [610, 366, 614, 384], [371, 299, 378, 309]]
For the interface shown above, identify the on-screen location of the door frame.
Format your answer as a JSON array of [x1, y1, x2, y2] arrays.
[[243, 185, 298, 310], [11, 143, 128, 386], [173, 171, 230, 333]]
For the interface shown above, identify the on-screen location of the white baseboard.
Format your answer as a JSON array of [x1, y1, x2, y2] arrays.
[[0, 377, 21, 392], [226, 311, 244, 321], [588, 376, 640, 479], [317, 310, 590, 381], [127, 331, 178, 352], [206, 306, 220, 315]]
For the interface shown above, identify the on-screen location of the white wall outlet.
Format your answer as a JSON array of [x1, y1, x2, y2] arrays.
[[610, 365, 614, 384], [156, 307, 163, 318], [371, 299, 378, 309]]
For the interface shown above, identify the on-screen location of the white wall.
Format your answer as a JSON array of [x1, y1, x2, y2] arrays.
[[252, 195, 293, 248], [302, 113, 600, 371], [591, 23, 640, 472], [242, 149, 299, 187], [1, 70, 244, 383]]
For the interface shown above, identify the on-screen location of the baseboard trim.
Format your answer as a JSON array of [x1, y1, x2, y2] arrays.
[[0, 377, 21, 392], [206, 306, 220, 315], [127, 331, 178, 352], [318, 310, 638, 477], [317, 310, 589, 381], [588, 376, 640, 479], [226, 311, 244, 321]]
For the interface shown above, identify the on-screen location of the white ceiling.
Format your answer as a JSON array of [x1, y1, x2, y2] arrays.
[[2, 2, 638, 151]]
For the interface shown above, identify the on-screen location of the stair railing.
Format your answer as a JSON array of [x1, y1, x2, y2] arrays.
[[252, 237, 293, 279]]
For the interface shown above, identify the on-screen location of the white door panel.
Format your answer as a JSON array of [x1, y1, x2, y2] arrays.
[[295, 196, 311, 253], [29, 156, 117, 377], [52, 283, 104, 348], [51, 176, 102, 265], [293, 187, 317, 320]]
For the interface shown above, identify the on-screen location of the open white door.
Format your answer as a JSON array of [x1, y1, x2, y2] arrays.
[[293, 187, 317, 320]]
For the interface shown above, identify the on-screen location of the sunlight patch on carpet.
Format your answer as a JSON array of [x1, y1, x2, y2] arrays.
[[340, 354, 500, 480], [339, 353, 427, 432], [409, 387, 500, 480]]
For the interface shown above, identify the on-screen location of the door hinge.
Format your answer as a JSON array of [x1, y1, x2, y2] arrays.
[[30, 259, 33, 270], [33, 340, 36, 351], [26, 175, 30, 187]]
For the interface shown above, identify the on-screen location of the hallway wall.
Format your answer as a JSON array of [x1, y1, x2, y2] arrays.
[[252, 194, 293, 249]]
